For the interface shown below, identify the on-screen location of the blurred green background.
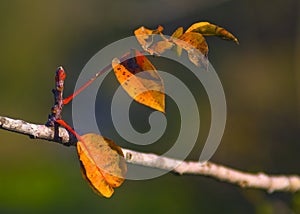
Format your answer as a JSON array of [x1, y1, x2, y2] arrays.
[[0, 0, 300, 213]]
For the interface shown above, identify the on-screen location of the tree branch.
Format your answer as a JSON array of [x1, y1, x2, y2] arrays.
[[1, 115, 300, 193]]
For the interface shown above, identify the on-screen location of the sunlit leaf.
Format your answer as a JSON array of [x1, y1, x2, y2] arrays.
[[134, 26, 164, 55], [151, 40, 174, 55], [171, 27, 184, 38], [112, 49, 165, 112], [170, 27, 184, 56], [186, 21, 239, 44], [133, 22, 238, 67], [174, 44, 183, 57], [173, 32, 208, 67], [77, 133, 127, 198]]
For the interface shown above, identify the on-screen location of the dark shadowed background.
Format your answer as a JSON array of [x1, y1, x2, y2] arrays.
[[0, 0, 300, 213]]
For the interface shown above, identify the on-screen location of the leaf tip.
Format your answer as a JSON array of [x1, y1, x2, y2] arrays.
[[234, 38, 239, 45]]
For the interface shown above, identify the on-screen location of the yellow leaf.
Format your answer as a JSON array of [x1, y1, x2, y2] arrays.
[[112, 49, 165, 112], [134, 26, 164, 55], [175, 45, 183, 57], [186, 21, 239, 44], [173, 32, 208, 67], [170, 27, 184, 57], [77, 133, 127, 198], [185, 21, 210, 33], [171, 27, 184, 38]]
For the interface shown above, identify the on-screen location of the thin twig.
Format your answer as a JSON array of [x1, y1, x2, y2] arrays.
[[46, 66, 66, 126], [0, 115, 300, 193]]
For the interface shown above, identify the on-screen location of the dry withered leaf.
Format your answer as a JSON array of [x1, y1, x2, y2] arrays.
[[148, 27, 186, 55], [150, 40, 174, 55], [112, 49, 165, 112], [133, 22, 238, 68], [77, 133, 127, 198], [134, 25, 164, 55]]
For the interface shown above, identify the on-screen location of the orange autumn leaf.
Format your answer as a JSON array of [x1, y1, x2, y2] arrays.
[[173, 32, 208, 67], [186, 21, 239, 44], [134, 25, 164, 55], [150, 40, 174, 55], [77, 133, 127, 198], [149, 27, 184, 55], [133, 22, 238, 67], [112, 49, 165, 112]]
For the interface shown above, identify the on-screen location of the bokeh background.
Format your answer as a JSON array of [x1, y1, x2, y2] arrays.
[[0, 0, 300, 213]]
